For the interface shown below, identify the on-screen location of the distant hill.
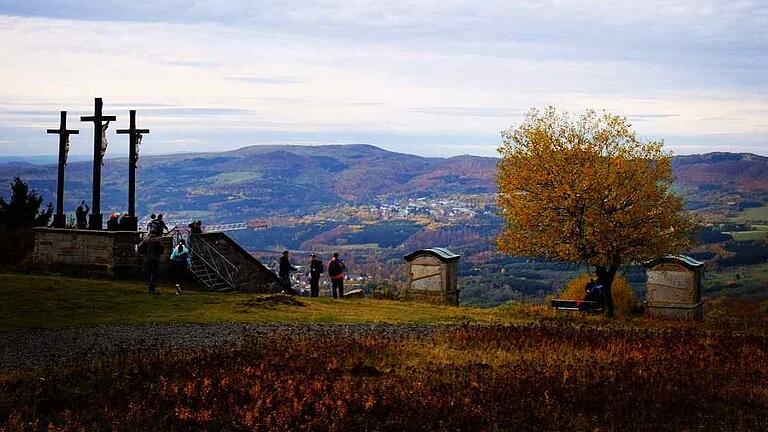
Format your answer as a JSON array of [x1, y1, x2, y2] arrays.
[[673, 152, 768, 191], [0, 145, 766, 221], [0, 144, 498, 221], [671, 152, 768, 214]]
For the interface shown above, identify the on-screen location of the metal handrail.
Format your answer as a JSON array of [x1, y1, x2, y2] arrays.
[[188, 235, 239, 291]]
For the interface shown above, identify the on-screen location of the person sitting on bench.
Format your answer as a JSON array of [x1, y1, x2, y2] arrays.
[[584, 278, 604, 308]]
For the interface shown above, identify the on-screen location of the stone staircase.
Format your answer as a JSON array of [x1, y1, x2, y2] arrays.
[[187, 234, 239, 292], [184, 232, 282, 293]]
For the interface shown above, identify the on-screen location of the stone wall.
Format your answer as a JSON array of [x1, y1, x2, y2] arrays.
[[30, 228, 145, 277]]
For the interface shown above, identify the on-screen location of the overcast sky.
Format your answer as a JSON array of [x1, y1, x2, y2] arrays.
[[0, 0, 766, 157]]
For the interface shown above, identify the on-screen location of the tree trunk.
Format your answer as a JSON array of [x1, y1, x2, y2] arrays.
[[596, 265, 618, 318]]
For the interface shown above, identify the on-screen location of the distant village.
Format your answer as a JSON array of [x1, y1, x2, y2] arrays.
[[271, 194, 497, 228]]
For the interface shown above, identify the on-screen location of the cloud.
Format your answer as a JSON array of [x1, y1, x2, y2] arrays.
[[628, 113, 681, 121], [0, 2, 766, 157], [410, 107, 521, 118], [226, 76, 304, 85], [142, 107, 256, 116], [163, 59, 223, 67]]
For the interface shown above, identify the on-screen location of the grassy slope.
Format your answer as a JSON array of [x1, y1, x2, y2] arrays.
[[731, 205, 768, 223], [725, 230, 768, 241], [0, 273, 532, 330], [703, 262, 768, 298]]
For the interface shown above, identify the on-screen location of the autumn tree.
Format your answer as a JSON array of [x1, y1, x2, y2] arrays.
[[496, 107, 696, 316]]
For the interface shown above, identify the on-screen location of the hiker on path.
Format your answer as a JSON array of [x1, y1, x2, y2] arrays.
[[169, 239, 191, 295], [137, 232, 164, 294], [328, 252, 346, 299], [279, 250, 298, 295], [75, 201, 89, 229], [308, 253, 324, 298]]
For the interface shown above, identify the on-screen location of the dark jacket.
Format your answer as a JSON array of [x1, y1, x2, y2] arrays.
[[138, 236, 165, 260], [75, 205, 88, 219], [279, 255, 296, 277], [151, 220, 168, 237], [310, 258, 324, 276]]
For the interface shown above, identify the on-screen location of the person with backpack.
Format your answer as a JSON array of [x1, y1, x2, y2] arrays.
[[137, 232, 164, 294], [327, 252, 346, 299], [169, 239, 191, 295], [308, 253, 324, 298]]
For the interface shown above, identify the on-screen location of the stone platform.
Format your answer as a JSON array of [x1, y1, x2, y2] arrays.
[[28, 228, 282, 293], [30, 227, 147, 277]]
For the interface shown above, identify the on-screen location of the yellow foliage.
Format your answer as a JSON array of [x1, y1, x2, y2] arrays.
[[496, 107, 696, 267], [561, 273, 635, 317], [496, 107, 697, 316]]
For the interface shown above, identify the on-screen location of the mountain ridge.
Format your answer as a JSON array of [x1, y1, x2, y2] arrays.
[[0, 144, 766, 221]]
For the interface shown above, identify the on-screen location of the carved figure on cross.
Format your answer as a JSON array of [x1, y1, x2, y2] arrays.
[[100, 120, 110, 165]]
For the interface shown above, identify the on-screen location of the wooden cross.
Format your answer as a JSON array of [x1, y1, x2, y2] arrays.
[[116, 110, 149, 230], [47, 111, 79, 228], [80, 98, 116, 230]]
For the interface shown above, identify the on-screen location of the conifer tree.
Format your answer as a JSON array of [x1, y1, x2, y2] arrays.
[[0, 177, 53, 230]]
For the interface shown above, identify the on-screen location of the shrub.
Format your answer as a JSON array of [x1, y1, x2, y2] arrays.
[[560, 273, 635, 316]]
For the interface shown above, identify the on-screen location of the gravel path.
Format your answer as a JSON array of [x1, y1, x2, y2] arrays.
[[0, 324, 438, 371]]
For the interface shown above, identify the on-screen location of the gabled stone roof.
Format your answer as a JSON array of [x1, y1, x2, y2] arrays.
[[643, 254, 704, 270], [404, 247, 461, 263]]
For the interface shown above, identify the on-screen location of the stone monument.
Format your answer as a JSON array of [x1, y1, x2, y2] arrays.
[[403, 247, 460, 306], [643, 255, 704, 320], [32, 100, 282, 293]]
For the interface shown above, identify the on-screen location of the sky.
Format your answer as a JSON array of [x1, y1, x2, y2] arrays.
[[0, 0, 766, 158]]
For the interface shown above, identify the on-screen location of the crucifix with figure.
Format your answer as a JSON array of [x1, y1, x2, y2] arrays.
[[81, 98, 116, 230], [46, 111, 79, 228], [116, 110, 149, 231]]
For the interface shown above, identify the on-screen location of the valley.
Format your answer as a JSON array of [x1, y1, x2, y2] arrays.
[[2, 145, 767, 306]]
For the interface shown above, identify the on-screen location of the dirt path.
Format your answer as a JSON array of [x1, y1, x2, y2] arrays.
[[0, 323, 437, 371]]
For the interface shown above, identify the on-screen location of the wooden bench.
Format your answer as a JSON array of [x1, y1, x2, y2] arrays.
[[550, 299, 603, 313]]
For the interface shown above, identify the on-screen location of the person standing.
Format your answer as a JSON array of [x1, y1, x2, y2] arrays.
[[169, 239, 191, 295], [118, 212, 131, 230], [146, 213, 157, 233], [106, 212, 120, 231], [75, 201, 89, 229], [189, 220, 203, 235], [279, 250, 298, 295], [328, 252, 346, 299], [152, 213, 168, 237], [137, 232, 164, 294], [308, 253, 324, 298]]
